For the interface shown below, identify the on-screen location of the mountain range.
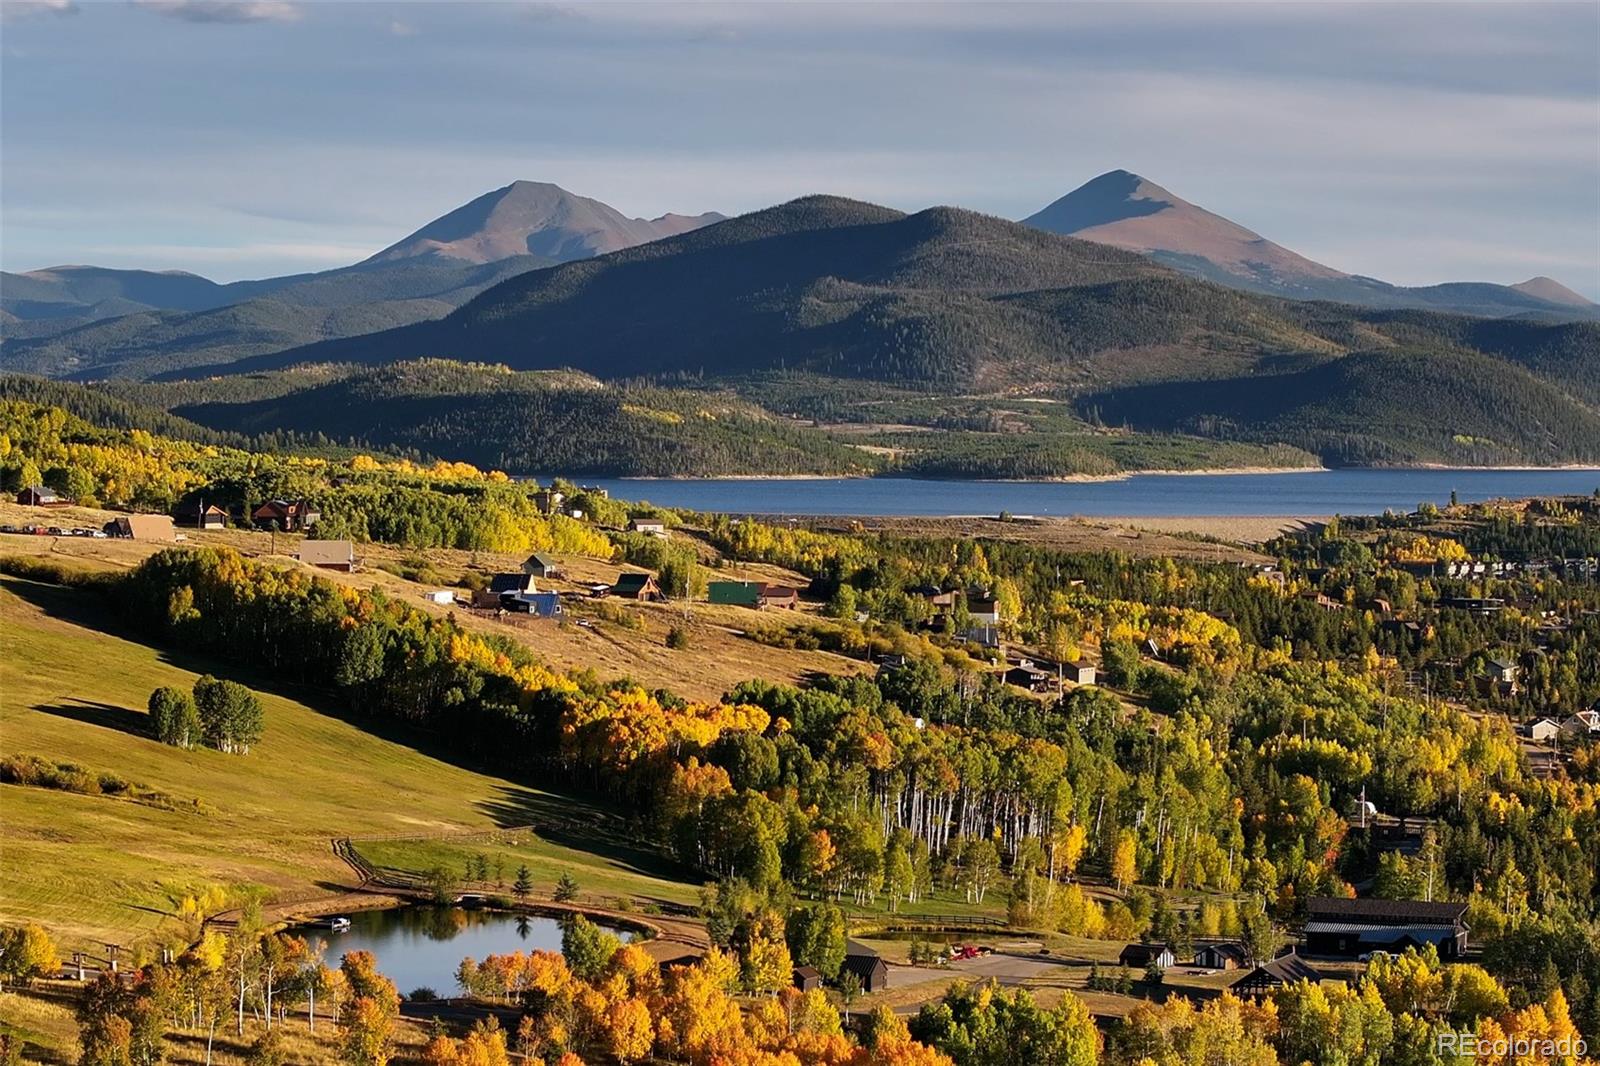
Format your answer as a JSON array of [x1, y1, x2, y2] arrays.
[[2, 172, 1597, 475], [4, 171, 1593, 382], [1023, 170, 1596, 319], [0, 182, 725, 378]]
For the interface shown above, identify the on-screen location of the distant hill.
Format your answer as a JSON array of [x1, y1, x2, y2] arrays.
[[157, 360, 877, 477], [1080, 346, 1600, 468], [0, 181, 725, 369], [216, 195, 1259, 384], [3, 256, 548, 380], [365, 180, 724, 264], [1511, 276, 1595, 308], [1024, 171, 1598, 320]]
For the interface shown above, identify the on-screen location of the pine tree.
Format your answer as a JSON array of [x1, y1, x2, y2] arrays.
[[512, 865, 532, 902]]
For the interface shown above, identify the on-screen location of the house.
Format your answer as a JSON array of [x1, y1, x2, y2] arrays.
[[792, 966, 823, 992], [1118, 943, 1175, 971], [627, 518, 668, 537], [1230, 951, 1323, 996], [1488, 655, 1519, 685], [612, 573, 663, 601], [757, 584, 800, 609], [968, 595, 1001, 626], [1559, 710, 1600, 741], [1004, 665, 1053, 693], [252, 499, 321, 532], [532, 489, 566, 515], [842, 940, 889, 993], [1194, 942, 1249, 971], [297, 540, 356, 572], [1302, 897, 1469, 959], [182, 503, 227, 530], [105, 515, 176, 542], [908, 585, 958, 614], [1526, 718, 1562, 743], [1065, 660, 1097, 686], [16, 486, 64, 507], [521, 591, 562, 618], [425, 590, 456, 605], [522, 553, 563, 579]]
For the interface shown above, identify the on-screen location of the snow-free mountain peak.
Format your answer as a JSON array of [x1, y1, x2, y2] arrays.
[[363, 180, 725, 265]]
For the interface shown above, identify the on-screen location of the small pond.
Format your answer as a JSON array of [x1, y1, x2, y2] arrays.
[[301, 906, 631, 998]]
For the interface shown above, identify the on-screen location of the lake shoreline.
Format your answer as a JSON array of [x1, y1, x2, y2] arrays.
[[563, 463, 1600, 484]]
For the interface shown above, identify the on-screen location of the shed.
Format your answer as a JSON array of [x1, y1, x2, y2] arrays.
[[1065, 660, 1097, 685], [106, 514, 176, 542], [842, 940, 888, 993], [612, 573, 663, 601], [1194, 942, 1248, 971], [522, 553, 562, 578], [297, 540, 356, 572], [183, 503, 227, 530], [792, 966, 823, 992], [426, 590, 456, 605], [1118, 943, 1174, 971]]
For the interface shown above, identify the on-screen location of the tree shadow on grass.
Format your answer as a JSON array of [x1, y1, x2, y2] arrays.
[[32, 698, 151, 740], [477, 783, 705, 888]]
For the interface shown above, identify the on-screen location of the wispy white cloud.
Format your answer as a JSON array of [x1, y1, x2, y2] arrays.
[[387, 17, 415, 37], [136, 0, 301, 25], [1, 0, 77, 22]]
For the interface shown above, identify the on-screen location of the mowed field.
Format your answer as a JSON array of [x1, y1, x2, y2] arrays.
[[0, 569, 704, 957]]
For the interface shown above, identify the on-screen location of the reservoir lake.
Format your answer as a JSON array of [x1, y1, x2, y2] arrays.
[[564, 468, 1600, 518]]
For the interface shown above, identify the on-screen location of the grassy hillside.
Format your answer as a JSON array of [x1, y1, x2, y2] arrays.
[[1081, 347, 1600, 466], [0, 566, 704, 953]]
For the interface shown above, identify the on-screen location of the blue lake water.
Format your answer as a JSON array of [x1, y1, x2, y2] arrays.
[[566, 469, 1600, 518], [303, 907, 627, 998]]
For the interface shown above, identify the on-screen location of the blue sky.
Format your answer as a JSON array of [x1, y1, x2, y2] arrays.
[[3, 1, 1597, 296]]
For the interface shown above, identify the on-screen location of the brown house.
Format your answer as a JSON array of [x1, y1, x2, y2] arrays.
[[842, 940, 888, 993], [16, 486, 66, 507], [252, 499, 321, 532], [297, 540, 357, 572], [612, 573, 663, 601], [792, 966, 823, 992], [758, 584, 800, 609]]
